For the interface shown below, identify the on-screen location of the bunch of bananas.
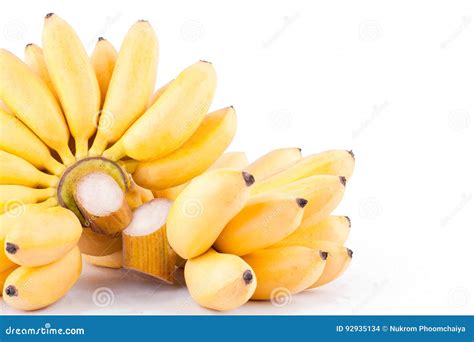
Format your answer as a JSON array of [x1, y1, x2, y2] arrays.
[[0, 14, 355, 312]]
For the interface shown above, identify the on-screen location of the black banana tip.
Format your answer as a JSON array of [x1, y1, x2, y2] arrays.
[[98, 37, 105, 41], [243, 270, 253, 285], [345, 216, 351, 228], [242, 172, 255, 187], [25, 43, 33, 48], [339, 176, 347, 187], [320, 251, 328, 260], [200, 60, 212, 64], [297, 147, 302, 152], [5, 285, 17, 297], [347, 150, 355, 159], [5, 242, 18, 255], [296, 198, 308, 208], [138, 19, 148, 23], [347, 248, 353, 258], [45, 13, 54, 18]]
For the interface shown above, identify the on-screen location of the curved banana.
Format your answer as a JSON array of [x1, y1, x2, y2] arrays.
[[0, 265, 18, 295], [4, 206, 82, 267], [245, 148, 302, 181], [43, 13, 101, 159], [0, 224, 16, 273], [103, 60, 216, 161], [242, 246, 327, 300], [90, 20, 158, 155], [125, 180, 154, 210], [133, 106, 237, 190], [0, 186, 55, 214], [148, 80, 173, 108], [0, 110, 65, 175], [251, 150, 355, 195], [274, 216, 351, 248], [91, 37, 117, 107], [24, 43, 58, 99], [167, 169, 254, 259], [0, 48, 74, 165], [185, 249, 256, 311], [3, 246, 82, 311], [214, 193, 307, 256], [0, 151, 59, 188]]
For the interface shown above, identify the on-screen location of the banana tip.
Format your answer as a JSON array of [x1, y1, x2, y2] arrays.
[[339, 176, 347, 187], [242, 270, 253, 285], [319, 251, 328, 260], [347, 150, 355, 159], [5, 242, 18, 254], [98, 37, 105, 41], [45, 12, 54, 19], [347, 248, 353, 258], [4, 285, 17, 297], [200, 59, 212, 64], [345, 216, 351, 227], [296, 198, 308, 208], [242, 172, 255, 187]]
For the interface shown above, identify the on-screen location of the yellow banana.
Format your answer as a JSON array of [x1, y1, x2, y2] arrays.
[[77, 228, 122, 256], [43, 13, 101, 159], [243, 246, 327, 300], [0, 186, 55, 214], [307, 241, 352, 289], [245, 148, 302, 181], [91, 37, 117, 107], [133, 106, 237, 190], [274, 216, 351, 248], [251, 150, 355, 195], [0, 151, 58, 188], [83, 250, 122, 269], [184, 249, 256, 311], [274, 175, 345, 225], [148, 79, 173, 108], [125, 180, 154, 210], [0, 223, 16, 273], [0, 265, 18, 295], [4, 206, 82, 267], [90, 20, 158, 155], [0, 100, 12, 114], [3, 246, 82, 311], [103, 60, 216, 161], [214, 193, 307, 256], [24, 43, 58, 99], [0, 49, 74, 165], [0, 110, 65, 175], [152, 151, 248, 200], [167, 169, 254, 259]]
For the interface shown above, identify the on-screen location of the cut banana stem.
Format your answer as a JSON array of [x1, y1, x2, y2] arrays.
[[243, 246, 327, 300], [214, 193, 307, 256], [274, 216, 351, 248], [24, 43, 58, 100], [274, 175, 346, 225], [43, 13, 101, 159], [83, 250, 122, 269], [133, 106, 237, 190], [184, 249, 256, 311], [0, 110, 65, 175], [91, 37, 117, 107], [307, 241, 352, 289], [0, 151, 59, 188], [0, 265, 18, 295], [4, 206, 82, 267], [125, 180, 154, 210], [147, 79, 173, 108], [3, 246, 82, 311], [167, 169, 254, 259], [90, 20, 159, 155], [251, 150, 355, 195], [78, 228, 122, 256], [245, 148, 302, 181], [122, 199, 176, 283], [74, 172, 132, 235], [0, 186, 55, 214], [0, 48, 74, 165], [103, 60, 217, 161], [152, 151, 248, 201]]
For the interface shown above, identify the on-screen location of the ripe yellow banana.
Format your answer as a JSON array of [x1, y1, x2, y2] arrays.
[[90, 20, 158, 155], [4, 206, 82, 267], [148, 80, 173, 108], [103, 60, 216, 161], [3, 246, 82, 311], [91, 37, 117, 107], [0, 186, 55, 214], [0, 110, 65, 175], [83, 250, 122, 269], [251, 150, 355, 195], [0, 48, 74, 165], [43, 13, 101, 159], [24, 43, 58, 99], [0, 225, 16, 273], [243, 246, 327, 300], [306, 241, 352, 289], [0, 151, 58, 188], [274, 216, 351, 248], [245, 148, 302, 181], [0, 100, 11, 114], [133, 106, 237, 190], [125, 180, 154, 210], [0, 265, 18, 295], [185, 249, 256, 311], [274, 175, 345, 225], [167, 169, 254, 259], [214, 193, 307, 256]]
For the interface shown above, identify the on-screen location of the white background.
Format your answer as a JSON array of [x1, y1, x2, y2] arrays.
[[0, 0, 473, 315]]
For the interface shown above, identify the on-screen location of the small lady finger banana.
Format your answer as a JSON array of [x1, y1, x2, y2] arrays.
[[24, 43, 58, 99], [0, 186, 55, 214], [244, 148, 302, 181], [91, 37, 117, 107]]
